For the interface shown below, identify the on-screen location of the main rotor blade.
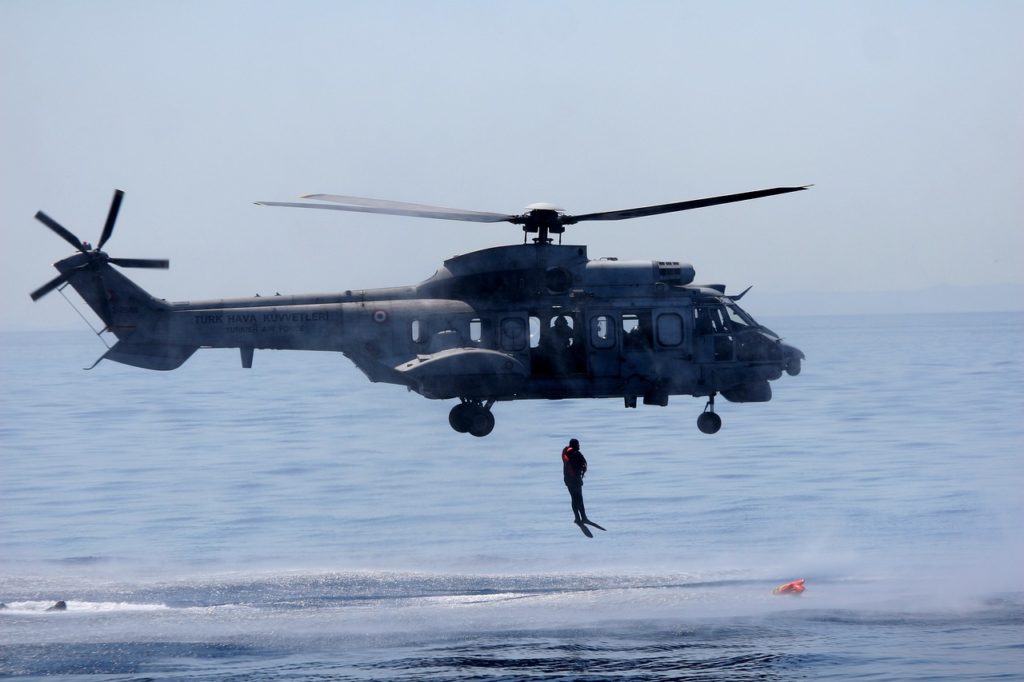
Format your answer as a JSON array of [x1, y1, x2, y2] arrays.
[[568, 186, 810, 223], [30, 273, 70, 301], [108, 257, 169, 269], [97, 189, 124, 250], [258, 194, 515, 223], [35, 211, 86, 252]]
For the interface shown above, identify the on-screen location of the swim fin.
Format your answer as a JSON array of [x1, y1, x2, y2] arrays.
[[574, 520, 594, 538]]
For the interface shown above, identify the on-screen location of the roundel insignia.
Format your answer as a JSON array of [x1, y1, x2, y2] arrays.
[[373, 309, 388, 323]]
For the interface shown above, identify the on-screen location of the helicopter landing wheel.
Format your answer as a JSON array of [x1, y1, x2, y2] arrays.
[[697, 394, 722, 434], [448, 403, 472, 433], [697, 411, 722, 434], [467, 408, 495, 438], [450, 400, 495, 437]]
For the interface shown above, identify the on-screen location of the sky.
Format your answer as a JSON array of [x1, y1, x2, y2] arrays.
[[2, 0, 1021, 331]]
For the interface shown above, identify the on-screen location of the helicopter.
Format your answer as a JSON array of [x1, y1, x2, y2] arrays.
[[30, 186, 806, 437]]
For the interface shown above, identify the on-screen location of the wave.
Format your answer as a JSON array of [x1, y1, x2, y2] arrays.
[[3, 572, 1020, 681], [4, 569, 1017, 617], [0, 600, 170, 614]]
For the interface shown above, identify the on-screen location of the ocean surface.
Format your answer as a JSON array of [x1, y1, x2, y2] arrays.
[[2, 312, 1022, 680]]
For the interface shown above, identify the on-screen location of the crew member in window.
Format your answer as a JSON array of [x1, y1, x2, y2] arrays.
[[625, 315, 653, 350]]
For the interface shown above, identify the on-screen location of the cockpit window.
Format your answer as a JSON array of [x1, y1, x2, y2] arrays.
[[694, 306, 729, 335], [724, 304, 756, 330]]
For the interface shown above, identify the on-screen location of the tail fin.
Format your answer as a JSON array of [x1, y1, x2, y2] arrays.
[[56, 259, 198, 370], [58, 259, 197, 370], [30, 189, 170, 334], [56, 255, 169, 339], [30, 190, 197, 370]]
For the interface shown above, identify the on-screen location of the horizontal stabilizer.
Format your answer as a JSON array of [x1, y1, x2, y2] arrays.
[[102, 341, 198, 371]]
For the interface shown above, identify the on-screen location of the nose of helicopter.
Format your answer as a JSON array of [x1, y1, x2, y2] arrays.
[[781, 343, 804, 376]]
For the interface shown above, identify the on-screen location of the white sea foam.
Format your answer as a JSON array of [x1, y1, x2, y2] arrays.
[[0, 600, 170, 614]]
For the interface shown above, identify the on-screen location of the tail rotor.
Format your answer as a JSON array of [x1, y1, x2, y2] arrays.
[[30, 189, 169, 301]]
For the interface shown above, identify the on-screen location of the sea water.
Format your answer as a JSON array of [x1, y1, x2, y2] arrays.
[[1, 313, 1022, 680]]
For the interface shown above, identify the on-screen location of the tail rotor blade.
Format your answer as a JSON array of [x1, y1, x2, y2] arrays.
[[35, 211, 86, 252], [97, 189, 124, 250], [108, 257, 169, 269], [30, 273, 70, 301]]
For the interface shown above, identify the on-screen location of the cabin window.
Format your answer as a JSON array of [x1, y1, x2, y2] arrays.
[[590, 315, 616, 349], [500, 317, 527, 351], [472, 318, 495, 348], [529, 316, 541, 349], [657, 313, 684, 346], [411, 319, 423, 343], [622, 312, 653, 350]]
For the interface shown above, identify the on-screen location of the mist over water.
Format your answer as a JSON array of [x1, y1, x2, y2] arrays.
[[2, 313, 1022, 679]]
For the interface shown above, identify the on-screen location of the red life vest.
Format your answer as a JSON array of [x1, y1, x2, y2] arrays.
[[562, 446, 586, 478], [772, 578, 806, 595]]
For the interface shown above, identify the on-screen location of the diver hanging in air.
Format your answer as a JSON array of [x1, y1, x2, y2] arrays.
[[561, 438, 605, 537]]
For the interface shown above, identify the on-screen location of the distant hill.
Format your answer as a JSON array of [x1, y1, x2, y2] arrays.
[[753, 283, 1024, 318]]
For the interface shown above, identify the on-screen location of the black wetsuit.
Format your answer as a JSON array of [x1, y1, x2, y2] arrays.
[[562, 445, 588, 522]]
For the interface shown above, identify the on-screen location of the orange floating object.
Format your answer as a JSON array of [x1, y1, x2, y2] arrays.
[[772, 578, 806, 595]]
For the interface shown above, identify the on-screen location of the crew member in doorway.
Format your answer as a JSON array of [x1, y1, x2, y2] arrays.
[[550, 315, 573, 349], [562, 438, 588, 523]]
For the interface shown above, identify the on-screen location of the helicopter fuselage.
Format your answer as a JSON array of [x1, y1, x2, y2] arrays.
[[58, 242, 802, 436]]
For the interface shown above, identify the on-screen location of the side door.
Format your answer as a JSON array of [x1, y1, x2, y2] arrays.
[[693, 305, 734, 363], [620, 310, 655, 377], [651, 307, 698, 388]]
